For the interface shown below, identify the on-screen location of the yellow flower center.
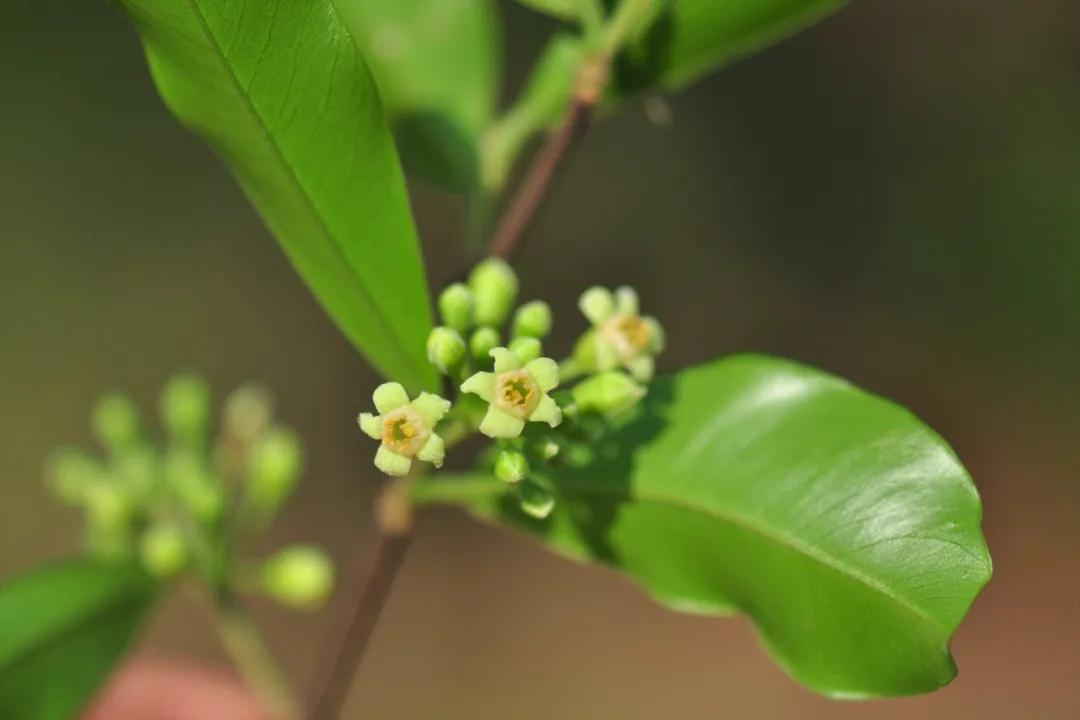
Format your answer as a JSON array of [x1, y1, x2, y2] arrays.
[[494, 370, 541, 419], [602, 313, 651, 358], [380, 407, 429, 456]]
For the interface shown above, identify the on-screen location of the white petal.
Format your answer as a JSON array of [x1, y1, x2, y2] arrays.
[[525, 358, 559, 392], [374, 445, 412, 476], [489, 347, 520, 373], [416, 433, 446, 468], [479, 406, 525, 438], [528, 395, 562, 428], [460, 372, 496, 402], [412, 392, 451, 427], [373, 382, 410, 414], [615, 286, 639, 316], [579, 286, 615, 325], [358, 412, 382, 440]]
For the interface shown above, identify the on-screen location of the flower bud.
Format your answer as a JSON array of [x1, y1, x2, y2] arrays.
[[469, 258, 518, 327], [512, 301, 552, 339], [494, 450, 529, 485], [507, 336, 541, 364], [160, 375, 211, 450], [223, 384, 274, 448], [532, 438, 561, 461], [571, 371, 647, 418], [165, 451, 223, 523], [426, 327, 466, 375], [469, 327, 501, 363], [84, 481, 131, 530], [261, 546, 334, 609], [438, 283, 474, 333], [46, 449, 102, 504], [114, 444, 158, 505], [91, 394, 139, 454], [518, 479, 555, 519], [139, 524, 187, 577], [245, 427, 302, 521]]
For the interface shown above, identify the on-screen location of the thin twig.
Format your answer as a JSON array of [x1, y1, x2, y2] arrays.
[[489, 95, 597, 260], [305, 483, 413, 719]]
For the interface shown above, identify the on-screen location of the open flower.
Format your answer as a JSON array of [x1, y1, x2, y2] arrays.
[[576, 286, 664, 381], [460, 348, 562, 438], [358, 383, 451, 477]]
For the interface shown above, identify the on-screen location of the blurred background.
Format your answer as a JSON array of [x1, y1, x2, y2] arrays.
[[2, 0, 1079, 717]]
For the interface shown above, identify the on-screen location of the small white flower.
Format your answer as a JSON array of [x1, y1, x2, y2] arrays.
[[358, 383, 451, 477], [460, 347, 562, 438]]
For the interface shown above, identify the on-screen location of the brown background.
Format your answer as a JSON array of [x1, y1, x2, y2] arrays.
[[2, 0, 1079, 717]]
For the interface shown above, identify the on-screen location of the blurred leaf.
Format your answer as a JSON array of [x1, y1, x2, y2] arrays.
[[0, 559, 155, 720], [616, 0, 851, 93], [334, 0, 500, 191], [483, 34, 584, 188], [119, 0, 438, 392], [416, 355, 991, 697], [515, 0, 590, 22]]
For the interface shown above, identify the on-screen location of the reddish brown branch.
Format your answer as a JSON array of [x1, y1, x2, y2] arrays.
[[305, 526, 411, 719], [489, 96, 596, 260]]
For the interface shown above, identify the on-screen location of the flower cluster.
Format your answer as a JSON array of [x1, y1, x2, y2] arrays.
[[357, 258, 665, 519], [46, 376, 333, 609]]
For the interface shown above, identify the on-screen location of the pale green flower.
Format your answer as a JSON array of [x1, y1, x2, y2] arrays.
[[358, 383, 451, 477], [460, 347, 562, 438], [576, 286, 664, 381]]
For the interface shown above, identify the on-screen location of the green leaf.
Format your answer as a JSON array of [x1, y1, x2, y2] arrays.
[[415, 355, 992, 697], [616, 0, 852, 93], [516, 0, 590, 22], [334, 0, 500, 191], [0, 559, 156, 720], [119, 0, 438, 392]]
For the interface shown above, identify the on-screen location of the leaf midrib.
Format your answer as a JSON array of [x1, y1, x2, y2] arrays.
[[182, 0, 426, 383]]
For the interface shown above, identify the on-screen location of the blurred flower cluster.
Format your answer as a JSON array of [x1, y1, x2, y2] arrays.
[[46, 377, 333, 609]]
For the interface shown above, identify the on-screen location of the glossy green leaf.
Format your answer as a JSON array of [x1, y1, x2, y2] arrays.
[[0, 559, 156, 720], [416, 355, 991, 697], [334, 0, 500, 191], [119, 0, 438, 392], [616, 0, 851, 93]]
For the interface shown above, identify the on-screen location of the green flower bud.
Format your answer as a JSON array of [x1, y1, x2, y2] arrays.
[[469, 327, 501, 363], [91, 394, 140, 453], [261, 546, 334, 609], [223, 384, 274, 448], [114, 445, 159, 505], [469, 258, 518, 327], [534, 438, 561, 461], [518, 479, 555, 519], [508, 336, 541, 364], [512, 300, 552, 339], [84, 481, 131, 530], [438, 282, 474, 333], [426, 327, 467, 375], [571, 371, 647, 418], [165, 451, 223, 523], [139, 524, 187, 577], [246, 427, 302, 521], [494, 450, 529, 485], [160, 375, 211, 450], [46, 449, 102, 504]]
